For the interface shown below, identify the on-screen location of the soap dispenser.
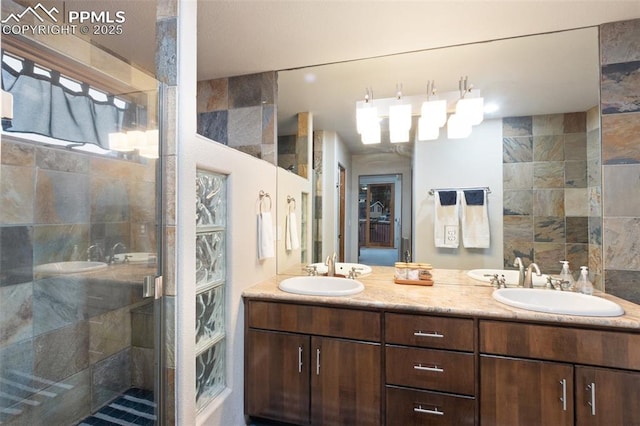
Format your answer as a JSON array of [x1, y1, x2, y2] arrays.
[[559, 261, 575, 291], [576, 266, 593, 295]]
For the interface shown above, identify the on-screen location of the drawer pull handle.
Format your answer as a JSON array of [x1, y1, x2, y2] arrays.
[[414, 331, 444, 338], [587, 382, 596, 416], [560, 378, 567, 411], [414, 364, 444, 373], [414, 405, 444, 416], [316, 348, 321, 376], [298, 346, 303, 374]]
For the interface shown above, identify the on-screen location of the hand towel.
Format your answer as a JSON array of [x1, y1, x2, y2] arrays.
[[285, 211, 300, 251], [461, 189, 490, 248], [258, 211, 275, 260], [434, 190, 460, 248]]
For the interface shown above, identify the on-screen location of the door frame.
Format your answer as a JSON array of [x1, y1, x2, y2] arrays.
[[358, 174, 402, 251], [338, 164, 346, 262]]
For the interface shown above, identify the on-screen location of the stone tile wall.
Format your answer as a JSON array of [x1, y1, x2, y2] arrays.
[[197, 72, 277, 165], [502, 111, 602, 285], [0, 139, 156, 424], [600, 19, 640, 303]]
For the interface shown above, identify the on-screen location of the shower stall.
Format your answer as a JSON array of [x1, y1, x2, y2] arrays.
[[1, 36, 166, 425]]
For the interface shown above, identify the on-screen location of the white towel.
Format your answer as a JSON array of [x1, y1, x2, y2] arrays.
[[285, 211, 300, 251], [434, 190, 460, 248], [258, 212, 275, 260], [461, 190, 490, 248]]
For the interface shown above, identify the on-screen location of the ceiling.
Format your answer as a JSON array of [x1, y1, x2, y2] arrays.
[[32, 0, 640, 153]]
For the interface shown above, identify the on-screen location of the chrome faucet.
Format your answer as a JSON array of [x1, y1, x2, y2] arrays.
[[87, 244, 104, 262], [513, 257, 525, 287], [109, 242, 127, 264], [325, 253, 337, 277], [523, 262, 541, 288]]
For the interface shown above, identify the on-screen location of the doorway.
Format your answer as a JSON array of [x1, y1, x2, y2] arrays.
[[358, 175, 402, 265]]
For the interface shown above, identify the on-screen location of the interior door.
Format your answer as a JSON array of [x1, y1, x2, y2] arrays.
[[360, 183, 395, 248]]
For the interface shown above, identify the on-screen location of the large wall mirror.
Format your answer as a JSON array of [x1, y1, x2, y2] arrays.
[[276, 27, 601, 280]]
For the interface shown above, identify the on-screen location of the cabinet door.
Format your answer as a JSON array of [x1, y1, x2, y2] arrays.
[[246, 329, 310, 425], [311, 336, 381, 425], [480, 355, 573, 426], [576, 366, 640, 425]]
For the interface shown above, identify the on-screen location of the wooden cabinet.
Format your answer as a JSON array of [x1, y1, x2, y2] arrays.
[[245, 329, 310, 424], [311, 336, 380, 425], [245, 297, 640, 426], [575, 366, 640, 425], [480, 320, 640, 426], [384, 313, 476, 426], [480, 355, 573, 426], [244, 301, 381, 425]]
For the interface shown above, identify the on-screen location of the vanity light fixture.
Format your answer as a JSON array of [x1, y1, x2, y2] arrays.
[[446, 76, 484, 139], [389, 84, 412, 143], [1, 89, 13, 120], [356, 88, 381, 144], [454, 76, 484, 123], [108, 131, 134, 152], [356, 77, 484, 144], [446, 112, 473, 139], [108, 128, 159, 157], [418, 81, 447, 141]]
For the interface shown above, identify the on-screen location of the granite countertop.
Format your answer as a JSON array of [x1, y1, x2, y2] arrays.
[[35, 261, 157, 284], [242, 266, 640, 330]]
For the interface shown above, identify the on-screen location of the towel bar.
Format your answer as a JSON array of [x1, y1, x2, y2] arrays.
[[428, 186, 491, 196], [259, 190, 272, 213], [287, 195, 296, 210]]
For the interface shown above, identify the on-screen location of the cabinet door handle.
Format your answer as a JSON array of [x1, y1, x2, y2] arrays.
[[559, 379, 567, 411], [316, 348, 321, 376], [298, 346, 303, 374], [414, 364, 444, 373], [587, 382, 596, 416], [414, 405, 444, 416], [414, 331, 444, 338]]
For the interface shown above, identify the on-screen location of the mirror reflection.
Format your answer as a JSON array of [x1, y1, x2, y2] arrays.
[[276, 27, 601, 281]]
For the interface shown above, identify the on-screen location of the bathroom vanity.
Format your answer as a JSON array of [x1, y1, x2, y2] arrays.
[[243, 268, 640, 426]]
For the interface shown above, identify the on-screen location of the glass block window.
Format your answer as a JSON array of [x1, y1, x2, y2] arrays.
[[195, 170, 227, 411]]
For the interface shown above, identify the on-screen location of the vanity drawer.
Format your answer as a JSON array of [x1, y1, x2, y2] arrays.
[[480, 320, 640, 371], [386, 386, 475, 426], [386, 346, 475, 395], [385, 313, 474, 351], [246, 300, 381, 341]]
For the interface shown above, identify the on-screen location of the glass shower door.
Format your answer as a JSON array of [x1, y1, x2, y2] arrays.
[[0, 55, 164, 425]]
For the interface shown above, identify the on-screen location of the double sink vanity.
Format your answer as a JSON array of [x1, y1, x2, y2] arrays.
[[243, 266, 640, 425]]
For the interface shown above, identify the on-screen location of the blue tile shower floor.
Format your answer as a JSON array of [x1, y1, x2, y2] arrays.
[[77, 388, 156, 426]]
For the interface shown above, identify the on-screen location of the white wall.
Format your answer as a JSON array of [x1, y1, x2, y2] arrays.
[[350, 152, 413, 262], [176, 3, 277, 425], [193, 137, 277, 426], [413, 119, 503, 269], [319, 130, 351, 261], [276, 167, 312, 274]]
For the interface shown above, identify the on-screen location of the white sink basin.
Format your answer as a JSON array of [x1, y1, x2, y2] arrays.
[[279, 276, 365, 297], [111, 252, 157, 264], [35, 261, 108, 275], [468, 269, 549, 287], [308, 262, 372, 277], [493, 288, 624, 317]]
